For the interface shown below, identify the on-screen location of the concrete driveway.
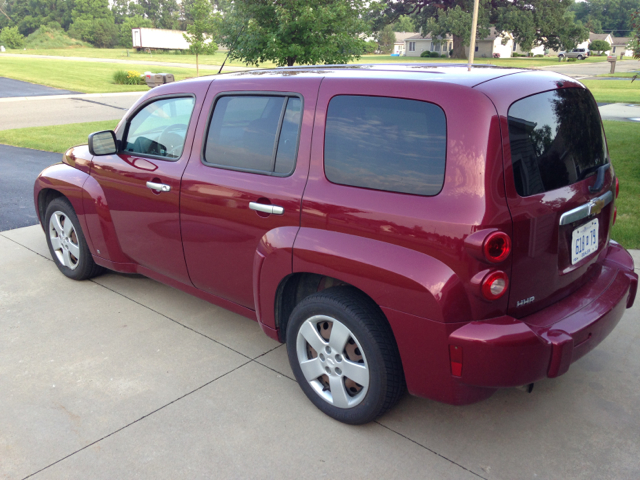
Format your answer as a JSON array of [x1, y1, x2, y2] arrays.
[[1, 225, 639, 479]]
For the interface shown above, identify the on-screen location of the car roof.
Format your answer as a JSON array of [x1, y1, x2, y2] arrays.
[[196, 63, 533, 88]]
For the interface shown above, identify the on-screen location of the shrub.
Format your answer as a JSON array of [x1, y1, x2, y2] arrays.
[[113, 70, 145, 85], [24, 26, 89, 49], [493, 53, 501, 58], [420, 50, 430, 57], [567, 57, 577, 62], [534, 54, 544, 57], [0, 26, 25, 49], [69, 17, 118, 48]]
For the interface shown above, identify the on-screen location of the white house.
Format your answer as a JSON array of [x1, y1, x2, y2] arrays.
[[587, 32, 613, 55], [404, 28, 518, 58], [464, 28, 514, 58], [611, 37, 633, 57], [404, 33, 453, 57], [393, 32, 420, 55]]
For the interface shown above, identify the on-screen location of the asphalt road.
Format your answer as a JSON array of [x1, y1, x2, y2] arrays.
[[0, 145, 61, 232], [0, 92, 142, 131], [0, 77, 79, 97], [540, 58, 640, 78]]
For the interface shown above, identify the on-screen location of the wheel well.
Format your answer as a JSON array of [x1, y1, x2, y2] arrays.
[[38, 189, 65, 224], [274, 273, 390, 343]]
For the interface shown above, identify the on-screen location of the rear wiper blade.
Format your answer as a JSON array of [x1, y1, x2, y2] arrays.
[[586, 163, 610, 194]]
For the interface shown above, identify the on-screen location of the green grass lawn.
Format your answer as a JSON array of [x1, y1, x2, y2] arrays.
[[0, 120, 118, 153], [605, 120, 640, 249], [582, 79, 640, 104], [1, 119, 637, 248], [3, 47, 272, 68], [0, 56, 211, 93], [5, 47, 623, 69]]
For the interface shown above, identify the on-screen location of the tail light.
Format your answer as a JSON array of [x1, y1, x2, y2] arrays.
[[482, 271, 509, 300], [483, 232, 511, 263], [616, 177, 619, 198]]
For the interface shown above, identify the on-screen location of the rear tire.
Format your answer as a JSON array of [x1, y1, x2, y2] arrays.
[[286, 287, 405, 424], [44, 197, 103, 281]]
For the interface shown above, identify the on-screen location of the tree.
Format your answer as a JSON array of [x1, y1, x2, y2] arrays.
[[589, 39, 610, 54], [183, 0, 218, 76], [220, 0, 369, 67], [570, 0, 640, 37], [631, 10, 640, 59], [0, 25, 24, 48], [392, 15, 416, 32], [377, 24, 395, 53], [377, 0, 588, 59]]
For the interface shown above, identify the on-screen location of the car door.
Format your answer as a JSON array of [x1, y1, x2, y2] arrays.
[[180, 75, 321, 309], [90, 84, 208, 284]]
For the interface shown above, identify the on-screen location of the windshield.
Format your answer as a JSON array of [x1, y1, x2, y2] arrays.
[[507, 88, 607, 197]]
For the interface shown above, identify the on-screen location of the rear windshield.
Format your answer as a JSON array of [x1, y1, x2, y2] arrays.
[[508, 88, 607, 197]]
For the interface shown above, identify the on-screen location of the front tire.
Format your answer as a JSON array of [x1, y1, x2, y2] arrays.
[[286, 287, 405, 424], [44, 197, 103, 280]]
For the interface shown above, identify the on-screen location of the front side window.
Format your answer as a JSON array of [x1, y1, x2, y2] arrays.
[[204, 95, 302, 175], [324, 95, 447, 196], [124, 96, 195, 159], [508, 88, 607, 197]]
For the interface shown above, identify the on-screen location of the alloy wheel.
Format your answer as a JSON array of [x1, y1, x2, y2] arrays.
[[296, 315, 369, 408], [49, 210, 80, 270]]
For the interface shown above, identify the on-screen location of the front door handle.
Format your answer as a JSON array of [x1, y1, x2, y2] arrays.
[[249, 202, 284, 215], [146, 181, 171, 192]]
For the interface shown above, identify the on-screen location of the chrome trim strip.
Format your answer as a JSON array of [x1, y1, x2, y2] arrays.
[[559, 190, 613, 226], [249, 202, 284, 215]]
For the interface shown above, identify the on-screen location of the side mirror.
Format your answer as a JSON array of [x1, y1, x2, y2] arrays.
[[88, 130, 117, 156]]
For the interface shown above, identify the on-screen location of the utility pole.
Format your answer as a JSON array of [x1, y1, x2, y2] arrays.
[[468, 0, 480, 71]]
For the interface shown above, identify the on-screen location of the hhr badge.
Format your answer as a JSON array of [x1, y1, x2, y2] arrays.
[[517, 296, 535, 307]]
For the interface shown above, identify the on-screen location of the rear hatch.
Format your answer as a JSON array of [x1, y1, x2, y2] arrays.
[[504, 87, 615, 318]]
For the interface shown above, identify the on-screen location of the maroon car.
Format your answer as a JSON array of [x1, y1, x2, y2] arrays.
[[34, 65, 637, 424]]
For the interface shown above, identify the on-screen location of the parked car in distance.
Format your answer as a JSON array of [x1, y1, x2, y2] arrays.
[[34, 64, 638, 425], [558, 48, 590, 60]]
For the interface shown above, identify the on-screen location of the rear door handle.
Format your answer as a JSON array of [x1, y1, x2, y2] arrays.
[[146, 181, 171, 192], [249, 202, 284, 215]]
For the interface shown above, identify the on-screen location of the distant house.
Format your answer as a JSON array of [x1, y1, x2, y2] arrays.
[[393, 32, 420, 55], [611, 37, 633, 57], [404, 33, 453, 57], [587, 32, 613, 54], [464, 28, 515, 58], [404, 28, 519, 58]]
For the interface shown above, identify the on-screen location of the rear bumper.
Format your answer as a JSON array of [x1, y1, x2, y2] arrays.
[[449, 241, 637, 388]]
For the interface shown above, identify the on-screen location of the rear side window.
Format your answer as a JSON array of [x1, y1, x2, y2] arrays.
[[324, 95, 447, 196], [508, 88, 607, 197], [204, 95, 302, 175]]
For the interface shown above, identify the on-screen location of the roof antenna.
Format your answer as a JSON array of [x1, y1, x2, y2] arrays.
[[467, 0, 480, 72]]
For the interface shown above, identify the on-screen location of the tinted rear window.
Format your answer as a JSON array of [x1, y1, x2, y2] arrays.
[[508, 88, 607, 197], [324, 95, 447, 196]]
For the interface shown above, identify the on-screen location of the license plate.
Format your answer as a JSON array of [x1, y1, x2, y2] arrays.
[[571, 219, 599, 265]]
